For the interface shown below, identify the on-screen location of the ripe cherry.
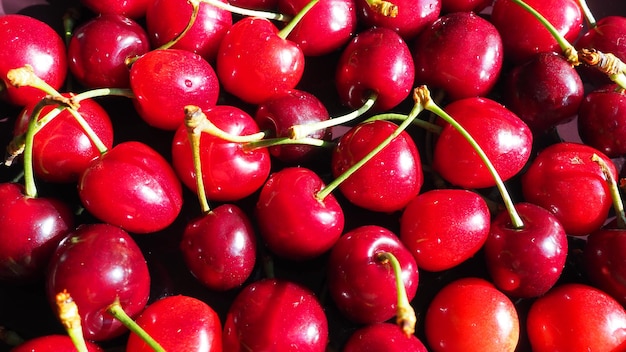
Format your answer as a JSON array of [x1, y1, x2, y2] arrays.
[[583, 227, 626, 306], [10, 335, 103, 352], [355, 0, 440, 40], [575, 16, 626, 86], [79, 0, 151, 19], [441, 0, 491, 13], [342, 322, 428, 352]]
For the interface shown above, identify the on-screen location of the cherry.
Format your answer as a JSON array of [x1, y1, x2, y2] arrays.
[[255, 166, 344, 260], [145, 0, 232, 62], [129, 48, 220, 131], [526, 283, 626, 351], [575, 16, 626, 86], [335, 26, 415, 112], [46, 223, 151, 341], [583, 228, 626, 306], [222, 278, 328, 351], [327, 225, 418, 325], [79, 0, 151, 19], [490, 0, 583, 64], [126, 295, 222, 352], [412, 11, 503, 101], [399, 188, 490, 272], [67, 14, 150, 89], [0, 183, 74, 283], [520, 142, 617, 236], [424, 277, 520, 352], [432, 97, 533, 189], [78, 141, 184, 234], [440, 0, 491, 13], [331, 119, 422, 213], [354, 0, 440, 40], [342, 322, 428, 352], [10, 335, 103, 352], [0, 14, 67, 107]]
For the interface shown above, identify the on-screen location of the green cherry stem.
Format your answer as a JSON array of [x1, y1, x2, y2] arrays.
[[184, 105, 266, 143], [576, 0, 597, 28], [418, 85, 524, 229], [56, 290, 89, 352], [376, 251, 416, 337], [278, 0, 319, 39], [201, 0, 291, 22], [592, 153, 626, 229], [244, 136, 333, 150], [316, 90, 422, 201], [106, 299, 166, 352], [578, 48, 626, 90], [184, 105, 212, 213], [363, 112, 443, 134]]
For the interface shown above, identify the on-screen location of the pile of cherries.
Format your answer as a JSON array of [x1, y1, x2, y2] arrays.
[[2, 0, 626, 351]]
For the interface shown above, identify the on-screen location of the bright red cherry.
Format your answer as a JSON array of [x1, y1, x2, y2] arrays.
[[223, 278, 328, 351], [126, 295, 222, 352], [10, 335, 103, 352], [526, 283, 626, 351], [80, 0, 151, 19], [46, 223, 151, 341], [342, 322, 428, 352], [355, 0, 440, 40]]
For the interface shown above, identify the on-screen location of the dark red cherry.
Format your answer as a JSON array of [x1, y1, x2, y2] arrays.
[[0, 183, 74, 283], [80, 0, 151, 19], [342, 322, 428, 352], [0, 14, 67, 107], [223, 278, 328, 351], [355, 0, 440, 40], [10, 335, 103, 352], [46, 223, 151, 341], [78, 141, 183, 234], [441, 0, 491, 13], [68, 14, 150, 89], [583, 228, 626, 306], [575, 16, 626, 86], [331, 120, 423, 213]]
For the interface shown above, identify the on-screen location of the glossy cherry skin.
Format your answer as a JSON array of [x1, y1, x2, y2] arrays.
[[180, 204, 256, 291], [577, 84, 626, 158], [0, 183, 74, 283], [171, 105, 271, 202], [255, 167, 344, 260], [126, 295, 222, 352], [520, 142, 617, 236], [526, 283, 626, 351], [68, 14, 150, 89], [424, 277, 520, 352], [10, 335, 103, 352], [441, 0, 491, 13], [223, 278, 328, 351], [491, 0, 583, 64], [484, 202, 568, 298], [130, 49, 220, 131], [583, 228, 626, 306], [46, 223, 151, 341], [80, 0, 151, 19], [279, 0, 357, 56], [433, 97, 533, 189], [14, 95, 114, 183], [78, 141, 183, 234], [146, 0, 232, 62], [412, 11, 503, 101], [254, 88, 332, 163], [0, 14, 67, 107], [355, 0, 440, 40], [502, 51, 584, 133], [336, 26, 415, 112], [400, 189, 490, 272], [331, 120, 423, 213], [216, 17, 305, 104], [342, 322, 428, 352], [327, 225, 418, 324], [575, 16, 626, 86]]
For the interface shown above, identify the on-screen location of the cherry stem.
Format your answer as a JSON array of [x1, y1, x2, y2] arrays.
[[106, 299, 166, 352], [316, 90, 422, 201], [184, 105, 212, 214], [418, 85, 525, 229], [55, 290, 89, 352], [62, 7, 80, 47], [184, 105, 266, 143], [7, 65, 64, 97], [277, 0, 319, 39], [592, 154, 626, 229], [510, 0, 579, 65], [364, 0, 398, 17], [376, 252, 416, 337], [579, 48, 626, 90], [364, 112, 443, 134], [576, 0, 597, 28], [244, 136, 333, 150], [200, 0, 291, 22], [289, 92, 378, 140]]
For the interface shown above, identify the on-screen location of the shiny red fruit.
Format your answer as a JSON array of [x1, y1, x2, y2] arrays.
[[355, 0, 440, 40], [584, 228, 626, 306], [10, 335, 103, 352], [343, 322, 428, 352], [80, 0, 151, 19]]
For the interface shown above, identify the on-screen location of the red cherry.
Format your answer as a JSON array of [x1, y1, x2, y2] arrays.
[[78, 141, 183, 234], [79, 0, 151, 19], [575, 16, 626, 86], [526, 283, 626, 351], [46, 223, 151, 341], [355, 0, 440, 40], [342, 322, 428, 352], [146, 0, 232, 62], [424, 277, 520, 352], [180, 204, 257, 291], [412, 11, 503, 101], [130, 49, 220, 131], [10, 335, 103, 352], [399, 188, 490, 272], [255, 167, 344, 260], [0, 14, 67, 107], [126, 295, 222, 352], [441, 0, 491, 13], [327, 225, 418, 325], [216, 17, 305, 104], [223, 278, 328, 351], [67, 14, 150, 89], [583, 228, 626, 306], [433, 97, 533, 189], [331, 120, 423, 213], [0, 183, 74, 283], [171, 105, 271, 202]]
